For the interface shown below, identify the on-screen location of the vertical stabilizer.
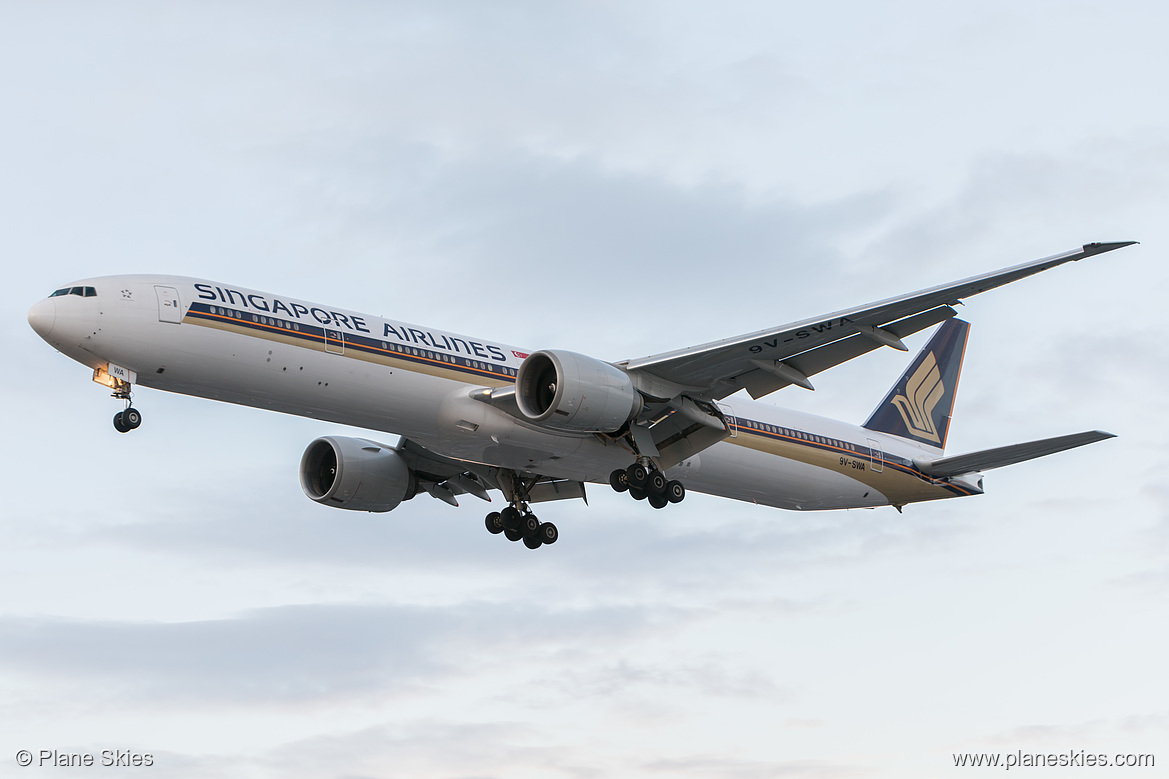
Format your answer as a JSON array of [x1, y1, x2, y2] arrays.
[[862, 319, 970, 451]]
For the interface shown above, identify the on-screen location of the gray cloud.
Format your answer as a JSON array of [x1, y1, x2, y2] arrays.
[[641, 755, 862, 779], [0, 600, 676, 705], [544, 657, 789, 704], [231, 139, 892, 358], [74, 481, 975, 601], [259, 721, 606, 779]]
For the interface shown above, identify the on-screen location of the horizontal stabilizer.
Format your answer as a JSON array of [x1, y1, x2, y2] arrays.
[[914, 430, 1116, 477]]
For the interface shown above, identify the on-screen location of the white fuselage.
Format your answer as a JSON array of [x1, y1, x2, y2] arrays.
[[28, 275, 977, 511]]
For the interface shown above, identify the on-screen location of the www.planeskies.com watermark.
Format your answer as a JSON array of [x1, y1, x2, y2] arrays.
[[953, 750, 1155, 770]]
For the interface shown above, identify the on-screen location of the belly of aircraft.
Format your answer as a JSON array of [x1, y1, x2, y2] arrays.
[[677, 441, 889, 510]]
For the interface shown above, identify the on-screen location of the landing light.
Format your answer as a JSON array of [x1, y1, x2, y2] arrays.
[[93, 364, 136, 392]]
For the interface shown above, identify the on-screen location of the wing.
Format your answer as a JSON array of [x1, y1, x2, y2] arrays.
[[622, 242, 1135, 401]]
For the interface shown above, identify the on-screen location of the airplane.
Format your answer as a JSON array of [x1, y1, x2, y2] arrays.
[[27, 242, 1134, 550]]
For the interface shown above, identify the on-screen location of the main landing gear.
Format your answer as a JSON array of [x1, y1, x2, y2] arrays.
[[610, 462, 685, 510], [485, 501, 558, 551]]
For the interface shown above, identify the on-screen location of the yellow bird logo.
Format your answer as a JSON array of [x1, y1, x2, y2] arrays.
[[890, 352, 945, 444]]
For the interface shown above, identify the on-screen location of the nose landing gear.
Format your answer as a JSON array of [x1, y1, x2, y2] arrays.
[[109, 379, 142, 434], [113, 407, 143, 433]]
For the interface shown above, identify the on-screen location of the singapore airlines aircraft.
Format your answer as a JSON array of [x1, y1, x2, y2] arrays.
[[28, 242, 1133, 549]]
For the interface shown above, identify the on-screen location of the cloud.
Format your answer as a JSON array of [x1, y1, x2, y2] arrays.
[[73, 480, 974, 605], [541, 656, 789, 704], [259, 721, 605, 779], [229, 139, 893, 357], [641, 755, 861, 779], [0, 600, 674, 705]]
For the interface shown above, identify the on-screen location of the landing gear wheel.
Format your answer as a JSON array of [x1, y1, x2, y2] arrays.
[[648, 494, 669, 509], [123, 407, 142, 429], [629, 486, 647, 501], [504, 527, 523, 542], [609, 469, 630, 493], [665, 480, 686, 504], [485, 512, 504, 534], [522, 514, 540, 534], [626, 463, 649, 489], [647, 471, 667, 495], [113, 411, 130, 433], [501, 506, 522, 532], [539, 522, 558, 545], [522, 531, 543, 549]]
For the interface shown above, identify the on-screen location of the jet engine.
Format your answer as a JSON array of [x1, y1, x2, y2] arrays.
[[515, 350, 642, 433], [299, 436, 415, 512]]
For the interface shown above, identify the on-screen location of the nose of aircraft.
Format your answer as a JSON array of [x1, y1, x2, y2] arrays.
[[27, 297, 56, 339]]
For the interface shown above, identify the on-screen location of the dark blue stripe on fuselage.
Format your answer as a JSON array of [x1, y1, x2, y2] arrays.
[[733, 416, 975, 496], [185, 302, 518, 384]]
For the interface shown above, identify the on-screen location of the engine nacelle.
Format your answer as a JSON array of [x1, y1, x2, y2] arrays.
[[299, 436, 414, 512], [515, 349, 642, 433]]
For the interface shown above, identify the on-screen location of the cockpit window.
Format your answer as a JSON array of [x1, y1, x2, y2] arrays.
[[48, 286, 97, 298]]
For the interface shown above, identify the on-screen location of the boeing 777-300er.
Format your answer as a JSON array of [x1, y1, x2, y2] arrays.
[[27, 242, 1134, 549]]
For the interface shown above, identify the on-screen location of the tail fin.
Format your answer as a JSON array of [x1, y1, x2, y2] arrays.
[[862, 318, 970, 450]]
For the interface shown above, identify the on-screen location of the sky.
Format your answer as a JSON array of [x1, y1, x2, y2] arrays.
[[3, 1, 1167, 777]]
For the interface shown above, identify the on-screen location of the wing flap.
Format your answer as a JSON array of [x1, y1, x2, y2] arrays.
[[914, 430, 1116, 477], [528, 479, 588, 504], [397, 438, 497, 505]]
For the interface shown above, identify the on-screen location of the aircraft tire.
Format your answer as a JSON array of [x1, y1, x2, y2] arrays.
[[648, 494, 668, 509], [504, 527, 523, 542], [124, 407, 142, 429], [485, 512, 504, 534], [539, 522, 558, 545], [647, 471, 667, 495], [666, 480, 685, 503], [522, 514, 540, 534], [629, 486, 647, 501], [609, 469, 629, 492], [501, 506, 522, 531], [626, 463, 648, 489], [113, 411, 130, 433], [522, 527, 543, 549]]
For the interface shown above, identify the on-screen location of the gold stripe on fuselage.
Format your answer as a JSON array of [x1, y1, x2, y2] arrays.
[[184, 306, 514, 388], [728, 423, 973, 504]]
